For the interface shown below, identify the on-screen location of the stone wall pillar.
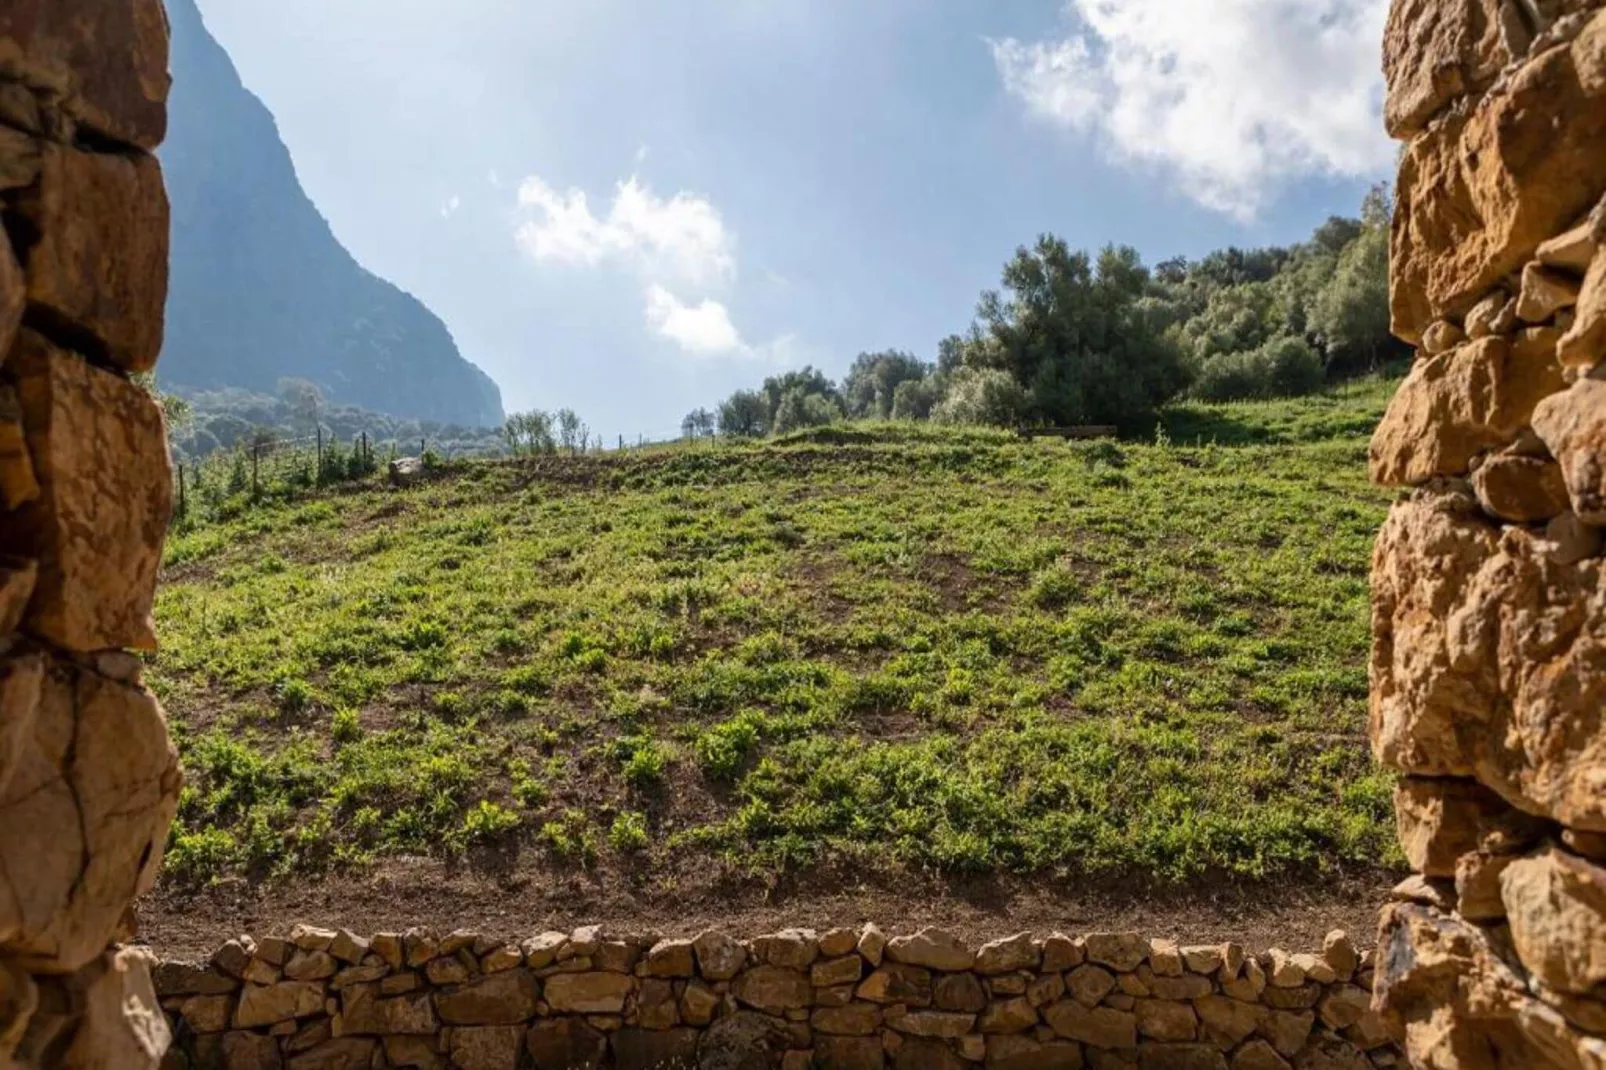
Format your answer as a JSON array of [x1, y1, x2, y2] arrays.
[[1371, 2, 1606, 1067], [0, 3, 180, 1069]]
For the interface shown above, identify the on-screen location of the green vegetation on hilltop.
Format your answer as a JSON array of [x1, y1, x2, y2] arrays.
[[149, 381, 1403, 889]]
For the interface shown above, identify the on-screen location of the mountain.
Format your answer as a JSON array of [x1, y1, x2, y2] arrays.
[[157, 0, 503, 428]]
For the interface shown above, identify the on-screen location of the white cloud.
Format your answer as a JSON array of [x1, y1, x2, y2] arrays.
[[991, 0, 1392, 218], [514, 172, 793, 360], [515, 175, 735, 287], [644, 284, 744, 355], [440, 194, 461, 218]]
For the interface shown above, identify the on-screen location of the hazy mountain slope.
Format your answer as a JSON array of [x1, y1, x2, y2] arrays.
[[158, 0, 503, 427]]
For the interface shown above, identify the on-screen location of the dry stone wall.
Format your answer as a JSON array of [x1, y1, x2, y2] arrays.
[[0, 2, 181, 1069], [152, 924, 1402, 1070], [1371, 1, 1606, 1067]]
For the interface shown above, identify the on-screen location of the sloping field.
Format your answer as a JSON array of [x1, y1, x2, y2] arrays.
[[143, 379, 1406, 947]]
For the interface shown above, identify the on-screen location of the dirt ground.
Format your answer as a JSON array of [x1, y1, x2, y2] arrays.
[[138, 857, 1401, 959]]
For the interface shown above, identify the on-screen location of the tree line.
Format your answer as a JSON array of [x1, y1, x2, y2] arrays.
[[694, 186, 1401, 438]]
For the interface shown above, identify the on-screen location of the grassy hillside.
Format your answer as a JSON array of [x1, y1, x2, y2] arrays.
[[150, 376, 1403, 890]]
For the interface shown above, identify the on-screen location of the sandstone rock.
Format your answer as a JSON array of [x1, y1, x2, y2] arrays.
[[151, 961, 237, 997], [479, 945, 521, 974], [1067, 965, 1117, 1008], [692, 931, 746, 981], [1084, 933, 1147, 973], [1390, 15, 1606, 341], [1180, 947, 1223, 976], [979, 996, 1038, 1034], [543, 972, 633, 1015], [1043, 1001, 1136, 1049], [1134, 999, 1196, 1042], [1559, 246, 1606, 368], [1534, 378, 1606, 522], [886, 928, 974, 971], [1, 332, 171, 651], [1393, 776, 1542, 876], [1519, 261, 1584, 322], [179, 994, 233, 1033], [679, 979, 719, 1026], [0, 656, 178, 973], [283, 951, 336, 982], [56, 949, 169, 1070], [1257, 1010, 1313, 1059], [1027, 972, 1064, 1009], [290, 926, 336, 953], [856, 963, 932, 1007], [640, 938, 694, 979], [1465, 289, 1509, 339], [1473, 450, 1572, 522], [752, 929, 819, 971], [1422, 319, 1466, 354], [431, 968, 538, 1025], [1370, 336, 1565, 485], [1320, 932, 1357, 983], [1146, 940, 1182, 978], [1316, 985, 1372, 1033], [1263, 951, 1304, 989], [611, 1026, 698, 1070], [447, 1025, 522, 1070], [387, 457, 425, 488], [423, 956, 468, 985], [814, 1034, 886, 1069], [219, 1031, 281, 1070], [15, 144, 168, 372], [1381, 0, 1508, 138], [336, 985, 436, 1036], [886, 1008, 976, 1038], [327, 931, 368, 965], [519, 932, 564, 970], [1500, 846, 1606, 994], [731, 964, 811, 1014], [1369, 491, 1606, 827], [381, 1036, 441, 1070], [812, 1001, 882, 1036], [928, 970, 982, 1014], [891, 1038, 965, 1070], [697, 1010, 792, 1070], [1194, 995, 1263, 1050], [1137, 1043, 1227, 1070], [1148, 975, 1211, 1001], [370, 934, 403, 969], [811, 955, 862, 989], [286, 1038, 375, 1070], [234, 981, 325, 1028], [1041, 933, 1083, 973], [524, 1018, 605, 1070], [855, 924, 887, 969], [0, 0, 169, 147], [1229, 1039, 1291, 1070], [1455, 850, 1517, 920], [975, 933, 1038, 976]]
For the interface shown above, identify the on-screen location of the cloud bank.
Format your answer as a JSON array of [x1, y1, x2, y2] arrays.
[[991, 0, 1393, 218]]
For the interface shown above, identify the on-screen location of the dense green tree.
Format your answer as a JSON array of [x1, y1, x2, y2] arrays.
[[842, 350, 932, 420], [717, 390, 769, 438], [1310, 186, 1396, 374]]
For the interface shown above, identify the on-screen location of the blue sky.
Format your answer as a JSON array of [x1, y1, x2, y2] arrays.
[[191, 0, 1393, 438]]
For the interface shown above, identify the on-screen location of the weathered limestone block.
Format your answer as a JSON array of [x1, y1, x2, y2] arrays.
[[1393, 776, 1546, 876], [524, 1018, 605, 1070], [1370, 491, 1606, 828], [1390, 11, 1606, 342], [0, 331, 171, 652], [1381, 0, 1509, 138], [1500, 846, 1606, 994], [0, 958, 37, 1065], [1533, 378, 1606, 522], [1560, 246, 1606, 367], [59, 948, 169, 1070], [0, 0, 169, 149], [1473, 449, 1574, 522], [1369, 336, 1564, 484], [0, 654, 178, 974], [1375, 901, 1606, 1069], [14, 143, 170, 373]]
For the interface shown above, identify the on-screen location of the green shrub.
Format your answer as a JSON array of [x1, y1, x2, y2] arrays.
[[458, 800, 520, 845], [697, 712, 762, 783], [609, 811, 650, 852]]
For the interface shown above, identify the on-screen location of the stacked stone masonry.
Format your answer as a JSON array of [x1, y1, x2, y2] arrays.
[[1372, 0, 1606, 1067], [151, 924, 1403, 1070], [0, 1, 182, 1069]]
